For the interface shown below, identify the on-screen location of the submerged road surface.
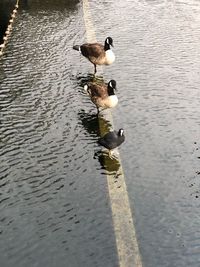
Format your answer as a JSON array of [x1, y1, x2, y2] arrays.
[[0, 0, 200, 267]]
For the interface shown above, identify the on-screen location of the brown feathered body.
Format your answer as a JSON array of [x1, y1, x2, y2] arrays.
[[85, 80, 118, 110], [80, 43, 114, 66], [73, 37, 115, 74]]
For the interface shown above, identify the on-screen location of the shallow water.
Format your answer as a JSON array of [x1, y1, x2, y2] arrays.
[[1, 0, 200, 266]]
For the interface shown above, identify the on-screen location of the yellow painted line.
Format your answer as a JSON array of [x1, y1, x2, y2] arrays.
[[82, 1, 143, 266]]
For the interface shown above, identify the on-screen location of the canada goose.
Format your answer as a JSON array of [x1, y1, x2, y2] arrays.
[[84, 80, 118, 113], [73, 37, 115, 74], [98, 129, 125, 158]]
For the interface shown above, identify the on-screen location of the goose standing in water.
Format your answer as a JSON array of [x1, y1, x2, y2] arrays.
[[73, 37, 115, 75], [84, 80, 118, 113]]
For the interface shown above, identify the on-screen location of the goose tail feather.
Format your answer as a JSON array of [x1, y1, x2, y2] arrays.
[[73, 45, 80, 51]]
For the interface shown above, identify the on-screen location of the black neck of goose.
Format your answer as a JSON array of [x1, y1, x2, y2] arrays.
[[118, 130, 123, 137], [104, 41, 110, 51], [108, 86, 115, 96]]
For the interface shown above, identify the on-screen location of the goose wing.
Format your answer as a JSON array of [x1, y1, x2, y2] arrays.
[[80, 43, 105, 58], [88, 82, 108, 98], [98, 131, 118, 150]]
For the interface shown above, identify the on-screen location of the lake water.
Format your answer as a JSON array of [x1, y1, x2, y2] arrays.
[[0, 0, 200, 266]]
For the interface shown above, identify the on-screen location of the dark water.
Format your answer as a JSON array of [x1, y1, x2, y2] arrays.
[[90, 1, 200, 266], [1, 0, 200, 267], [0, 1, 118, 267], [0, 0, 16, 43]]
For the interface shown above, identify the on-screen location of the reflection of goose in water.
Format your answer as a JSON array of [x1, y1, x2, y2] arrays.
[[76, 73, 103, 90], [73, 37, 115, 75], [94, 150, 121, 175], [77, 110, 111, 137]]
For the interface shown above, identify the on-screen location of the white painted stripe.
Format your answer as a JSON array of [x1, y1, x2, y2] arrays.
[[82, 1, 143, 266], [82, 0, 96, 43]]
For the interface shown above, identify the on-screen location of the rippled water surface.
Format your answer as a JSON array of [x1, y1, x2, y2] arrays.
[[0, 1, 118, 267], [91, 1, 200, 266], [1, 0, 200, 266]]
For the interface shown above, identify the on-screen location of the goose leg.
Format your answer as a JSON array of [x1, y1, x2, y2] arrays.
[[94, 64, 97, 75]]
